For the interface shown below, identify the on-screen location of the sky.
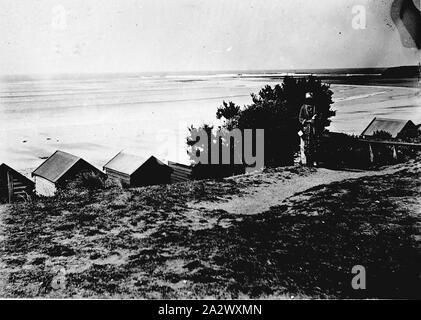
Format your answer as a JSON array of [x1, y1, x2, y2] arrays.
[[0, 0, 420, 75]]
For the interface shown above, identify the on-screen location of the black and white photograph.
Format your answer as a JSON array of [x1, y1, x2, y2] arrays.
[[0, 0, 420, 307]]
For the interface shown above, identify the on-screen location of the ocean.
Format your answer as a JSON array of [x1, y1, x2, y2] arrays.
[[0, 71, 420, 176]]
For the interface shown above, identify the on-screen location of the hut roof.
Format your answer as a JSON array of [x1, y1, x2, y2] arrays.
[[0, 163, 34, 186], [32, 150, 86, 183], [103, 152, 168, 176], [361, 118, 415, 138], [103, 152, 147, 175]]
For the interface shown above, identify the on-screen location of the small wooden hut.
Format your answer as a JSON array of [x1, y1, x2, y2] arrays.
[[0, 163, 35, 203], [103, 152, 173, 187], [32, 150, 103, 196], [361, 118, 417, 139]]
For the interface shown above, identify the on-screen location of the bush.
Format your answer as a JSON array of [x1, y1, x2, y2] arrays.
[[372, 130, 393, 141], [188, 76, 336, 168], [318, 132, 420, 168], [318, 133, 369, 168], [69, 171, 106, 190], [105, 177, 123, 189]]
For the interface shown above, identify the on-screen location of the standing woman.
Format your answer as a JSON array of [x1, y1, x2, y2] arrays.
[[299, 92, 318, 166]]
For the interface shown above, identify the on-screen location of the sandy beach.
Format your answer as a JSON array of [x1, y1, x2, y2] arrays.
[[0, 74, 420, 177]]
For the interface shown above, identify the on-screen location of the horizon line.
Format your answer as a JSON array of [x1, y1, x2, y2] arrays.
[[0, 64, 418, 78]]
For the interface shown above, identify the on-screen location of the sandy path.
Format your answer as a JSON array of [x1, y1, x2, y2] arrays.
[[189, 163, 415, 215]]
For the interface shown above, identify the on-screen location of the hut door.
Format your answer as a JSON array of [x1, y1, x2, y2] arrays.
[[7, 170, 13, 203]]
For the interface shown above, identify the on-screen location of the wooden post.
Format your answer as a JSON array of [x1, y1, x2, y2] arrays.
[[368, 143, 374, 163], [392, 146, 397, 160], [7, 170, 13, 204], [299, 132, 307, 165]]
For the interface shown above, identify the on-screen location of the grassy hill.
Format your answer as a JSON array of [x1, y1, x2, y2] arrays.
[[0, 161, 420, 299]]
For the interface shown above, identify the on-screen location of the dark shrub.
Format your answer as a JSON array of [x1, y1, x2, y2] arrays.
[[69, 171, 106, 190], [318, 132, 420, 168], [372, 130, 393, 141]]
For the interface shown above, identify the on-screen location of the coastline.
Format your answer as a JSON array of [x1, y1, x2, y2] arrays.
[[0, 74, 420, 177]]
